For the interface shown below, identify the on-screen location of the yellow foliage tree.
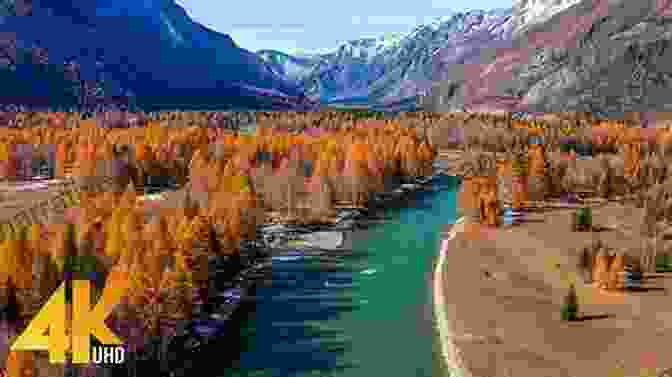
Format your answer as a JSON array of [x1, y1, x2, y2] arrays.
[[119, 182, 137, 209], [104, 208, 125, 264], [174, 214, 195, 275], [4, 349, 34, 377], [10, 228, 33, 290]]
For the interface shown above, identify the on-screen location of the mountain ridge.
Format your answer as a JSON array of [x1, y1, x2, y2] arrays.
[[0, 0, 312, 110], [427, 0, 672, 118], [258, 8, 516, 110]]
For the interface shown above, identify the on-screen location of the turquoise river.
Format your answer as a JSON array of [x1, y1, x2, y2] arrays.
[[223, 175, 460, 377]]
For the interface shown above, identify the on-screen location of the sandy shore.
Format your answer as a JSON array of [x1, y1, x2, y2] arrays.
[[434, 198, 672, 377], [433, 217, 469, 377]]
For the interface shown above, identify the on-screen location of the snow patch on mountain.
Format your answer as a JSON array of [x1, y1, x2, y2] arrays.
[[256, 49, 317, 81], [159, 10, 184, 44], [510, 0, 584, 36], [266, 9, 514, 108], [426, 0, 672, 117]]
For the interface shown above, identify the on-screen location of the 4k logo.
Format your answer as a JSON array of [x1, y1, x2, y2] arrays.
[[11, 279, 128, 364]]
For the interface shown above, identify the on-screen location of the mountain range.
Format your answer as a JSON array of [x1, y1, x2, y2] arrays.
[[256, 0, 579, 111], [0, 0, 312, 110], [259, 0, 672, 117], [428, 0, 672, 118], [257, 12, 513, 110], [0, 0, 575, 111], [2, 0, 670, 115]]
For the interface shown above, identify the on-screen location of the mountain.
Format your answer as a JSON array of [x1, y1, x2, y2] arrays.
[[428, 0, 672, 118], [256, 49, 317, 82], [257, 32, 407, 103], [261, 11, 514, 110], [0, 0, 311, 110], [510, 0, 584, 36]]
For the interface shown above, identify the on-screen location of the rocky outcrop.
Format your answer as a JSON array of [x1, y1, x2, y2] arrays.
[[429, 0, 672, 118]]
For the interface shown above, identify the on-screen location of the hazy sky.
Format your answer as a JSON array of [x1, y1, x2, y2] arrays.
[[175, 0, 513, 53]]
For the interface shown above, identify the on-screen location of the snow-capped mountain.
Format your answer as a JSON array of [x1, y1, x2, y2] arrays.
[[262, 9, 513, 109], [302, 34, 407, 102], [256, 50, 317, 82], [510, 0, 584, 36], [326, 32, 406, 62], [258, 31, 407, 98], [428, 0, 672, 118]]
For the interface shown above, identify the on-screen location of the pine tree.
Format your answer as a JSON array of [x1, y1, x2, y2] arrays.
[[142, 227, 167, 289], [120, 181, 137, 209], [12, 227, 32, 290], [561, 284, 579, 321], [306, 173, 335, 223], [344, 140, 372, 206], [4, 347, 35, 377], [1, 277, 21, 324], [417, 139, 434, 177], [234, 178, 261, 240], [62, 223, 78, 303], [146, 216, 173, 261], [511, 152, 529, 210], [225, 208, 242, 253], [104, 208, 124, 264], [189, 213, 211, 301], [28, 223, 41, 256], [127, 249, 148, 309], [174, 214, 195, 275], [164, 268, 192, 322], [34, 243, 61, 305], [578, 246, 592, 283]]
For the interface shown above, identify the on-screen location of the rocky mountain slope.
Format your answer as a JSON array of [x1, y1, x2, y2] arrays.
[[260, 11, 513, 109], [258, 32, 405, 104], [256, 49, 317, 83], [510, 0, 584, 36], [429, 0, 672, 118], [0, 0, 310, 110]]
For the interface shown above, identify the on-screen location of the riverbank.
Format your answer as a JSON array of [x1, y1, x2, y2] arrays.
[[217, 173, 459, 377], [139, 172, 447, 376], [0, 172, 448, 377], [434, 196, 672, 377], [433, 216, 468, 377]]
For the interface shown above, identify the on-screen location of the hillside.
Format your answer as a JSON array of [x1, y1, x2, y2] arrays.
[[260, 11, 513, 109], [0, 0, 310, 110], [428, 0, 672, 118]]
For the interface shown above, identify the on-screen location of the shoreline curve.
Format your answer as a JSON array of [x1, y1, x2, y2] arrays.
[[433, 216, 472, 377]]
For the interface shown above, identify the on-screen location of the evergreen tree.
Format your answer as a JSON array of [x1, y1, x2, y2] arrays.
[[561, 284, 579, 321], [1, 277, 20, 324], [62, 223, 78, 304]]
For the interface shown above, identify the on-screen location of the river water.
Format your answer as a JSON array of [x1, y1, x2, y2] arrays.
[[223, 175, 460, 377]]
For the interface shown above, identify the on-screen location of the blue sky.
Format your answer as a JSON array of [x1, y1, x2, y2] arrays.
[[175, 0, 513, 53]]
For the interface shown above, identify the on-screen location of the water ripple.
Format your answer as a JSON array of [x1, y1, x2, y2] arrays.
[[220, 175, 459, 377]]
